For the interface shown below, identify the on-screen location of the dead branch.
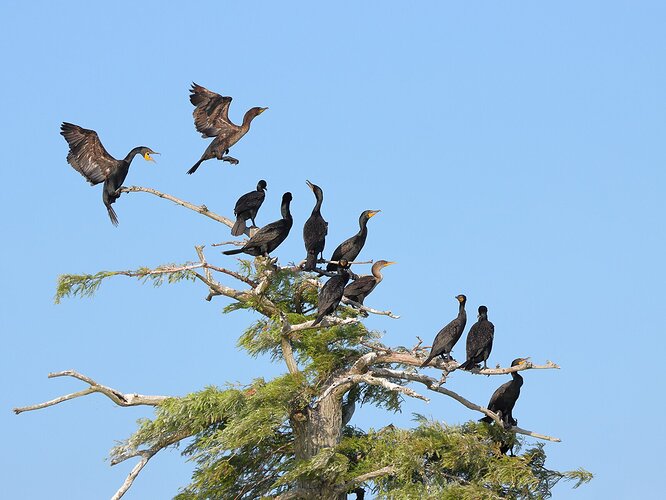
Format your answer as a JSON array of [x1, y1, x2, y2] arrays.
[[13, 370, 169, 414], [333, 465, 396, 495], [120, 185, 235, 228], [369, 367, 561, 443]]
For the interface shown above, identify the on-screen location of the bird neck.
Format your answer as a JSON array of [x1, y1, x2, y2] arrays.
[[511, 371, 523, 384], [458, 301, 466, 316], [281, 200, 293, 222], [312, 193, 323, 214], [357, 217, 369, 237], [371, 263, 383, 282], [242, 109, 259, 130], [123, 147, 144, 164]]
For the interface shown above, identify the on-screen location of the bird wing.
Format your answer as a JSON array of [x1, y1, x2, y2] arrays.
[[60, 123, 117, 185], [190, 83, 234, 138], [344, 276, 374, 296], [487, 380, 512, 411], [247, 220, 286, 246], [234, 191, 265, 216]]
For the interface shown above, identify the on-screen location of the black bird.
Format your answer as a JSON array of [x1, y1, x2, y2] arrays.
[[232, 180, 267, 236], [302, 180, 328, 271], [312, 260, 352, 326], [326, 210, 380, 271], [343, 260, 396, 306], [420, 295, 467, 367], [223, 192, 293, 257], [480, 357, 530, 429], [187, 83, 267, 174], [458, 305, 495, 370], [60, 122, 158, 226]]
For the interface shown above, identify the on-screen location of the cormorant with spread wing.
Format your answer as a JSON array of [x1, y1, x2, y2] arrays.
[[326, 210, 380, 271], [480, 357, 530, 428], [60, 122, 158, 226], [420, 295, 467, 367], [458, 305, 495, 370], [223, 192, 292, 257], [312, 260, 351, 326], [232, 180, 267, 236], [303, 180, 328, 271], [187, 83, 267, 174], [343, 260, 396, 306]]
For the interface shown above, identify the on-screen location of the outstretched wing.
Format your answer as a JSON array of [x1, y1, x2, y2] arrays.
[[60, 123, 116, 185], [190, 83, 234, 138]]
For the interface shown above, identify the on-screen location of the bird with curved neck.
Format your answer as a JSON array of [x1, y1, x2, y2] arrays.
[[303, 180, 328, 271], [187, 83, 267, 174], [223, 192, 293, 257], [458, 305, 495, 371], [421, 294, 467, 367], [60, 122, 158, 226], [231, 180, 267, 236], [312, 259, 352, 326], [326, 210, 380, 271], [480, 357, 530, 429], [343, 260, 396, 306]]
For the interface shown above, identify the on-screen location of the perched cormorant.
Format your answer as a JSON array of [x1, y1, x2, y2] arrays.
[[302, 180, 328, 271], [326, 210, 380, 271], [312, 260, 352, 326], [187, 83, 267, 174], [223, 192, 292, 257], [480, 357, 530, 429], [420, 295, 467, 367], [458, 305, 495, 370], [343, 260, 396, 305], [60, 122, 158, 226], [232, 180, 267, 236]]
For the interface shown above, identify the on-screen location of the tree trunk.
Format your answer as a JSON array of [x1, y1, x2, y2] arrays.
[[291, 392, 346, 500]]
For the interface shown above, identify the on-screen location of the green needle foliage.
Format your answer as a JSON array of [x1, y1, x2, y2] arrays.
[[54, 257, 591, 498]]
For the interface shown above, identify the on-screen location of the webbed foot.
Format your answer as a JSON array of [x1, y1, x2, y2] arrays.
[[222, 156, 239, 165]]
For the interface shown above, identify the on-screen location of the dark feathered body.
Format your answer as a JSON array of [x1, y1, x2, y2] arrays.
[[303, 181, 328, 271], [60, 122, 157, 226], [343, 260, 395, 305], [480, 358, 528, 428], [420, 295, 467, 367], [326, 210, 379, 271], [459, 306, 494, 370], [232, 180, 267, 236], [224, 193, 292, 257], [187, 83, 267, 174], [312, 268, 351, 326]]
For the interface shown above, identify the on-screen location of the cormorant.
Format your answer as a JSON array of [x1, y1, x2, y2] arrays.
[[187, 83, 267, 174], [326, 210, 380, 271], [480, 357, 530, 429], [343, 260, 396, 305], [223, 192, 292, 257], [458, 305, 494, 370], [231, 180, 267, 236], [312, 260, 352, 326], [420, 295, 467, 367], [60, 122, 158, 226], [302, 180, 328, 271]]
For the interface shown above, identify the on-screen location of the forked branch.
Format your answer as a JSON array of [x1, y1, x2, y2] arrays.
[[13, 370, 169, 414]]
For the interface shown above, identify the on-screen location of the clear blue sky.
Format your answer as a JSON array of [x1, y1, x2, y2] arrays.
[[1, 1, 663, 498]]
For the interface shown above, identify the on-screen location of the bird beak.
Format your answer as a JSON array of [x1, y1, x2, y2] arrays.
[[368, 210, 381, 218], [144, 152, 159, 162], [259, 107, 268, 114], [306, 180, 314, 191], [385, 261, 396, 266], [520, 357, 531, 365]]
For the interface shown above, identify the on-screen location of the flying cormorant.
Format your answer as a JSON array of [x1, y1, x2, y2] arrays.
[[60, 122, 158, 226], [187, 83, 267, 174]]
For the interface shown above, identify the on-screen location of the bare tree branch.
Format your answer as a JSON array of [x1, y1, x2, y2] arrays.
[[13, 370, 169, 414], [333, 465, 396, 494], [120, 185, 235, 228]]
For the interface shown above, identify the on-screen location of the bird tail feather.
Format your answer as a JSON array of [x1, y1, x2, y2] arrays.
[[479, 416, 493, 423], [231, 217, 246, 236], [457, 359, 475, 371], [420, 355, 434, 368], [106, 205, 119, 226], [304, 252, 317, 271], [223, 248, 243, 255], [187, 159, 204, 175]]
